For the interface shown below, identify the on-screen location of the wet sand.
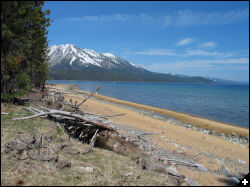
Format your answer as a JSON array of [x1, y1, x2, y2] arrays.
[[47, 83, 249, 186]]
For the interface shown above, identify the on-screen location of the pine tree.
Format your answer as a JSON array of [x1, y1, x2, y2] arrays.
[[1, 1, 51, 101]]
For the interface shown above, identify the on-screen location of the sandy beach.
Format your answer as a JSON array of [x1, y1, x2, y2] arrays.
[[47, 84, 249, 186]]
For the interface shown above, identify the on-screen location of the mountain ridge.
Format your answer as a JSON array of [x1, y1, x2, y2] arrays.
[[47, 44, 215, 84], [48, 44, 146, 72]]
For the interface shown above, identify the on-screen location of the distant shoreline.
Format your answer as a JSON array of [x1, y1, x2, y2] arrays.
[[47, 83, 249, 138], [47, 79, 249, 85]]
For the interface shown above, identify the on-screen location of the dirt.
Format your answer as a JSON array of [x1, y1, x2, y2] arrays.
[[47, 84, 249, 186], [1, 103, 173, 186], [2, 84, 248, 186]]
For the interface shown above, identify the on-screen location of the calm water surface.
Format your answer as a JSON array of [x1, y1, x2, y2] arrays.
[[48, 80, 249, 128]]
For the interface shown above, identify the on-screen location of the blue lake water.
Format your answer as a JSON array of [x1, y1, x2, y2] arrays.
[[48, 80, 249, 128]]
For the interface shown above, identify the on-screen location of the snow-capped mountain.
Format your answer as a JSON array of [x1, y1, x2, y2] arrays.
[[48, 44, 146, 72], [48, 44, 215, 84]]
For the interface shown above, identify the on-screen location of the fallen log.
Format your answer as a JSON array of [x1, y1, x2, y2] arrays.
[[95, 130, 200, 185], [13, 107, 117, 132], [80, 129, 99, 154], [13, 105, 201, 185]]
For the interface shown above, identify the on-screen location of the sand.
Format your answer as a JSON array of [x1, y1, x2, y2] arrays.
[[48, 84, 249, 186]]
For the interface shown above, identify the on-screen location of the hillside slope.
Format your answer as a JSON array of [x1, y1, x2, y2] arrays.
[[48, 44, 215, 84]]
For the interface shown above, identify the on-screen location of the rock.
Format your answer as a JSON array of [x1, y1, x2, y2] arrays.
[[139, 145, 144, 150], [173, 143, 179, 148], [78, 166, 94, 173], [182, 177, 201, 186], [240, 145, 246, 148], [216, 159, 224, 165], [237, 159, 246, 164], [163, 160, 169, 165], [211, 130, 216, 135], [233, 137, 238, 142], [186, 124, 192, 128], [202, 129, 209, 134], [229, 176, 240, 184], [192, 126, 198, 131], [202, 137, 210, 141], [220, 133, 225, 138], [220, 165, 232, 177], [125, 172, 133, 176], [231, 132, 237, 137]]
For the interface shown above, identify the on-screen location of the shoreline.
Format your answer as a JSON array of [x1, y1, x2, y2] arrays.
[[46, 83, 249, 186], [48, 83, 249, 138], [94, 94, 249, 137], [47, 80, 249, 85]]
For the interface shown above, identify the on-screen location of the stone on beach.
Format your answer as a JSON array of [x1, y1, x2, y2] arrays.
[[77, 166, 94, 173]]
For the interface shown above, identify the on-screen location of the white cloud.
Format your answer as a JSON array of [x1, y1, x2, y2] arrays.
[[173, 8, 249, 27], [133, 49, 178, 56], [141, 58, 249, 73], [133, 48, 234, 58], [65, 8, 249, 27], [66, 13, 154, 22], [186, 58, 249, 65], [185, 49, 233, 57], [198, 42, 217, 49], [176, 38, 195, 46], [67, 14, 132, 22]]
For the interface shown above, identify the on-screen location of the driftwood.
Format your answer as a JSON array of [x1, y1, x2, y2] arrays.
[[163, 158, 209, 172], [5, 121, 57, 162], [10, 86, 202, 185], [80, 129, 99, 154], [138, 132, 164, 143], [13, 107, 116, 132], [75, 85, 100, 108], [12, 105, 201, 186], [54, 85, 101, 113]]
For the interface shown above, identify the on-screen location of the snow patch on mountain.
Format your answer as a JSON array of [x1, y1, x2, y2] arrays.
[[129, 62, 140, 68], [103, 53, 116, 58], [48, 44, 145, 71]]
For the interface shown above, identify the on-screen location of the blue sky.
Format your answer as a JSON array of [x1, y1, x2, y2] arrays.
[[44, 1, 249, 82]]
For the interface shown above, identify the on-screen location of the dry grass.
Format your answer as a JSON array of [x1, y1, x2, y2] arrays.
[[1, 103, 171, 186]]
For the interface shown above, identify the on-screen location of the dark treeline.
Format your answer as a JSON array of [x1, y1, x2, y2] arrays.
[[1, 1, 50, 100], [49, 69, 215, 84]]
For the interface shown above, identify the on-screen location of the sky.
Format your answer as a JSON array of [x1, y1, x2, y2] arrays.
[[44, 1, 249, 82]]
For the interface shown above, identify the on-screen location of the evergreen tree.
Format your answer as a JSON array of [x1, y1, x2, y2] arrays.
[[1, 1, 51, 100]]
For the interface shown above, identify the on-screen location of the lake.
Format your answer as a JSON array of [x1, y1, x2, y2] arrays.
[[48, 80, 249, 128]]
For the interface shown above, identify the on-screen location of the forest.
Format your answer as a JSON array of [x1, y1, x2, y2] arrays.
[[49, 68, 215, 84], [1, 1, 51, 101]]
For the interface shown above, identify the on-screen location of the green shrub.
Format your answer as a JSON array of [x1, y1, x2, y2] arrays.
[[47, 101, 53, 107]]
